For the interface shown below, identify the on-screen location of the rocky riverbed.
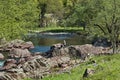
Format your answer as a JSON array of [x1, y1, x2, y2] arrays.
[[0, 39, 113, 80]]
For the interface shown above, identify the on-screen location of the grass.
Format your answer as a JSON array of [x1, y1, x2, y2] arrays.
[[23, 54, 120, 80], [42, 54, 120, 80], [28, 26, 84, 33]]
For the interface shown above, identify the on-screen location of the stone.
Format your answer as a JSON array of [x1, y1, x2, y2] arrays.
[[0, 39, 34, 52], [0, 53, 4, 60], [47, 56, 70, 68], [2, 59, 17, 70], [83, 68, 95, 78], [5, 39, 24, 48], [10, 48, 31, 58], [50, 44, 111, 59], [0, 72, 27, 80], [0, 42, 112, 80], [50, 43, 64, 50], [0, 38, 7, 45], [92, 38, 111, 47], [20, 41, 34, 49]]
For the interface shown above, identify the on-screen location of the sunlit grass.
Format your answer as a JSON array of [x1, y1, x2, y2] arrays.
[[28, 26, 83, 33], [42, 54, 120, 80]]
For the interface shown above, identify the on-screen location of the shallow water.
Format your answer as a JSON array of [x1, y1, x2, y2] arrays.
[[0, 60, 5, 67], [25, 32, 90, 53]]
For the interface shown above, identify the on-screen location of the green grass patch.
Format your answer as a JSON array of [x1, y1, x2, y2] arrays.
[[42, 54, 120, 80], [28, 26, 84, 33]]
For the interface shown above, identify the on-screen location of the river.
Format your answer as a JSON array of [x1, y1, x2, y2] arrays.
[[25, 32, 91, 53]]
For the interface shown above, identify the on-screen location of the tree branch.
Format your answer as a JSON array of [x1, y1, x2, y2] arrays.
[[94, 24, 106, 34]]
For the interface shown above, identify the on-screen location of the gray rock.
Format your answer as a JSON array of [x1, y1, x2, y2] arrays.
[[2, 59, 17, 70], [10, 48, 31, 58], [0, 53, 4, 60], [20, 41, 34, 49], [83, 68, 95, 77], [49, 44, 111, 60]]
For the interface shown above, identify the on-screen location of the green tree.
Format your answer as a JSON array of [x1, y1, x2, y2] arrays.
[[0, 0, 39, 40], [63, 0, 120, 53], [62, 0, 97, 29], [93, 0, 120, 53], [37, 0, 64, 27]]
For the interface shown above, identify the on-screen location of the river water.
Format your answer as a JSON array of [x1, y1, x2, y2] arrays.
[[25, 32, 90, 53]]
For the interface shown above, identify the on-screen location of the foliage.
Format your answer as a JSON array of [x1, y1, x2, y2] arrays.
[[63, 0, 120, 53], [90, 0, 120, 53], [1, 0, 120, 51], [37, 0, 64, 27], [0, 0, 39, 40]]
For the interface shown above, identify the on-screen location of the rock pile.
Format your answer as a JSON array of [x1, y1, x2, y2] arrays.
[[0, 39, 34, 52], [48, 44, 111, 60], [0, 41, 112, 80]]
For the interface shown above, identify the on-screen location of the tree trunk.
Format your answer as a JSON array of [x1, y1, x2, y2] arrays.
[[39, 3, 47, 27]]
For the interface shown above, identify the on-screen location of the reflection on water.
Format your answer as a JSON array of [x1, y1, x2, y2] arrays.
[[25, 32, 90, 52]]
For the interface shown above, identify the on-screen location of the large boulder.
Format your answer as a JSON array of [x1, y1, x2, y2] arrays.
[[48, 45, 86, 59], [20, 41, 34, 49], [10, 48, 31, 58], [48, 44, 111, 60]]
